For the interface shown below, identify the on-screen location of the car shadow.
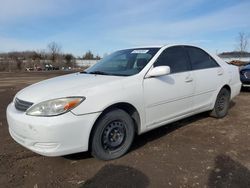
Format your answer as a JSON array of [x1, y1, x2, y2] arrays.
[[229, 101, 236, 109], [132, 99, 237, 152], [130, 112, 208, 152], [208, 155, 250, 187], [80, 164, 150, 188], [63, 151, 92, 160], [241, 87, 250, 92]]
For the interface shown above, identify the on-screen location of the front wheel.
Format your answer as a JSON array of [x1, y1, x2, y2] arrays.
[[91, 109, 135, 160], [210, 88, 230, 118]]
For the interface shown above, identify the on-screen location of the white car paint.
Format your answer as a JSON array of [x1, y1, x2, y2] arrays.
[[6, 44, 242, 157], [144, 69, 195, 129]]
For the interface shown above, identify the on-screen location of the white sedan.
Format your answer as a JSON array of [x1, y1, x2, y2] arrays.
[[7, 45, 241, 160]]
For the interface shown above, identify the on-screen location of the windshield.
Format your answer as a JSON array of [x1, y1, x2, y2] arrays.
[[85, 48, 160, 76]]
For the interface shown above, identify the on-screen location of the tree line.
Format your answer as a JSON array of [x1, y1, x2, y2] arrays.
[[0, 41, 101, 72]]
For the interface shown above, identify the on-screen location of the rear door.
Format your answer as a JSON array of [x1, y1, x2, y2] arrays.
[[184, 46, 222, 110]]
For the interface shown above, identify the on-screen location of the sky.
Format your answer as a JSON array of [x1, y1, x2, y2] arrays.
[[0, 0, 249, 56]]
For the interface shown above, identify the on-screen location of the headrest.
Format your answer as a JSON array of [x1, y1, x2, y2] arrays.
[[136, 58, 147, 68]]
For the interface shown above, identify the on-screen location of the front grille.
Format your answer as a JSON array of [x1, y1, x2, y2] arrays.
[[245, 71, 250, 79], [15, 98, 33, 112]]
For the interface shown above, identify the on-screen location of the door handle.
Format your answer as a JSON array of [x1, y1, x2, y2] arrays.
[[185, 76, 193, 82], [218, 68, 224, 76]]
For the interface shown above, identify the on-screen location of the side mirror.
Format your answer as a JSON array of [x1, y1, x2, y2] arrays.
[[146, 66, 170, 78]]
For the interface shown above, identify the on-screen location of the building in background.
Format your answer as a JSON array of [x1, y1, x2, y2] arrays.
[[75, 59, 99, 67]]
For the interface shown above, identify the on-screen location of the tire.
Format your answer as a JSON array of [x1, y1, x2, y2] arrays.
[[210, 88, 230, 118], [91, 109, 135, 160]]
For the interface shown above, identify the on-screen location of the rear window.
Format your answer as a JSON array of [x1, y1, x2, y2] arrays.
[[185, 47, 219, 70]]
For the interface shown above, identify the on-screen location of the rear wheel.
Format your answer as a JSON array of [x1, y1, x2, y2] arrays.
[[210, 88, 230, 118], [91, 109, 135, 160]]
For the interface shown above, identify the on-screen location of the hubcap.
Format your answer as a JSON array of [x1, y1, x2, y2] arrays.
[[102, 121, 126, 151], [217, 92, 227, 111]]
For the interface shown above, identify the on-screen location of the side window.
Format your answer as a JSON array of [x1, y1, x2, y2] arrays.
[[154, 46, 191, 74], [186, 47, 219, 70]]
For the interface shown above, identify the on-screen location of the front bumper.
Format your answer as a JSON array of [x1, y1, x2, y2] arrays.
[[7, 102, 101, 156]]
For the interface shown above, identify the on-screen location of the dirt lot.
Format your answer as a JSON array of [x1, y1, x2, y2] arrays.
[[0, 71, 250, 188]]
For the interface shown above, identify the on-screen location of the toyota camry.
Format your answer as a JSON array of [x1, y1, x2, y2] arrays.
[[7, 45, 241, 160]]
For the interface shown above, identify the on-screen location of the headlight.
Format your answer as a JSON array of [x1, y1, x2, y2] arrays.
[[26, 97, 85, 116]]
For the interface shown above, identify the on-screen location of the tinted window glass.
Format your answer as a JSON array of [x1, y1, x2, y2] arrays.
[[186, 47, 219, 70], [154, 46, 191, 74]]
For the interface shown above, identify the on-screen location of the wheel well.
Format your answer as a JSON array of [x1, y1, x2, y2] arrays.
[[222, 85, 231, 97], [88, 102, 141, 150], [103, 103, 140, 132]]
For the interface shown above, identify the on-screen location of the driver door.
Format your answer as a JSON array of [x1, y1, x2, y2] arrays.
[[143, 46, 195, 129]]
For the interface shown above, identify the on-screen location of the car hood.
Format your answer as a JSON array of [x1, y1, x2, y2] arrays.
[[15, 73, 125, 103]]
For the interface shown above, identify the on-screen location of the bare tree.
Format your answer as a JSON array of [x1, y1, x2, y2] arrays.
[[83, 50, 94, 60], [95, 55, 101, 60], [16, 60, 22, 71], [64, 54, 74, 67], [7, 53, 17, 72], [47, 42, 61, 63], [237, 32, 249, 53]]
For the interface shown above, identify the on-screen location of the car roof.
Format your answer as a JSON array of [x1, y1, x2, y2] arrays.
[[121, 44, 201, 50]]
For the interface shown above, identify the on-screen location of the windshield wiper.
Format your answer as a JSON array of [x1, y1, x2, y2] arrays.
[[88, 71, 110, 75], [80, 71, 88, 74], [109, 73, 129, 76], [81, 70, 128, 76]]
